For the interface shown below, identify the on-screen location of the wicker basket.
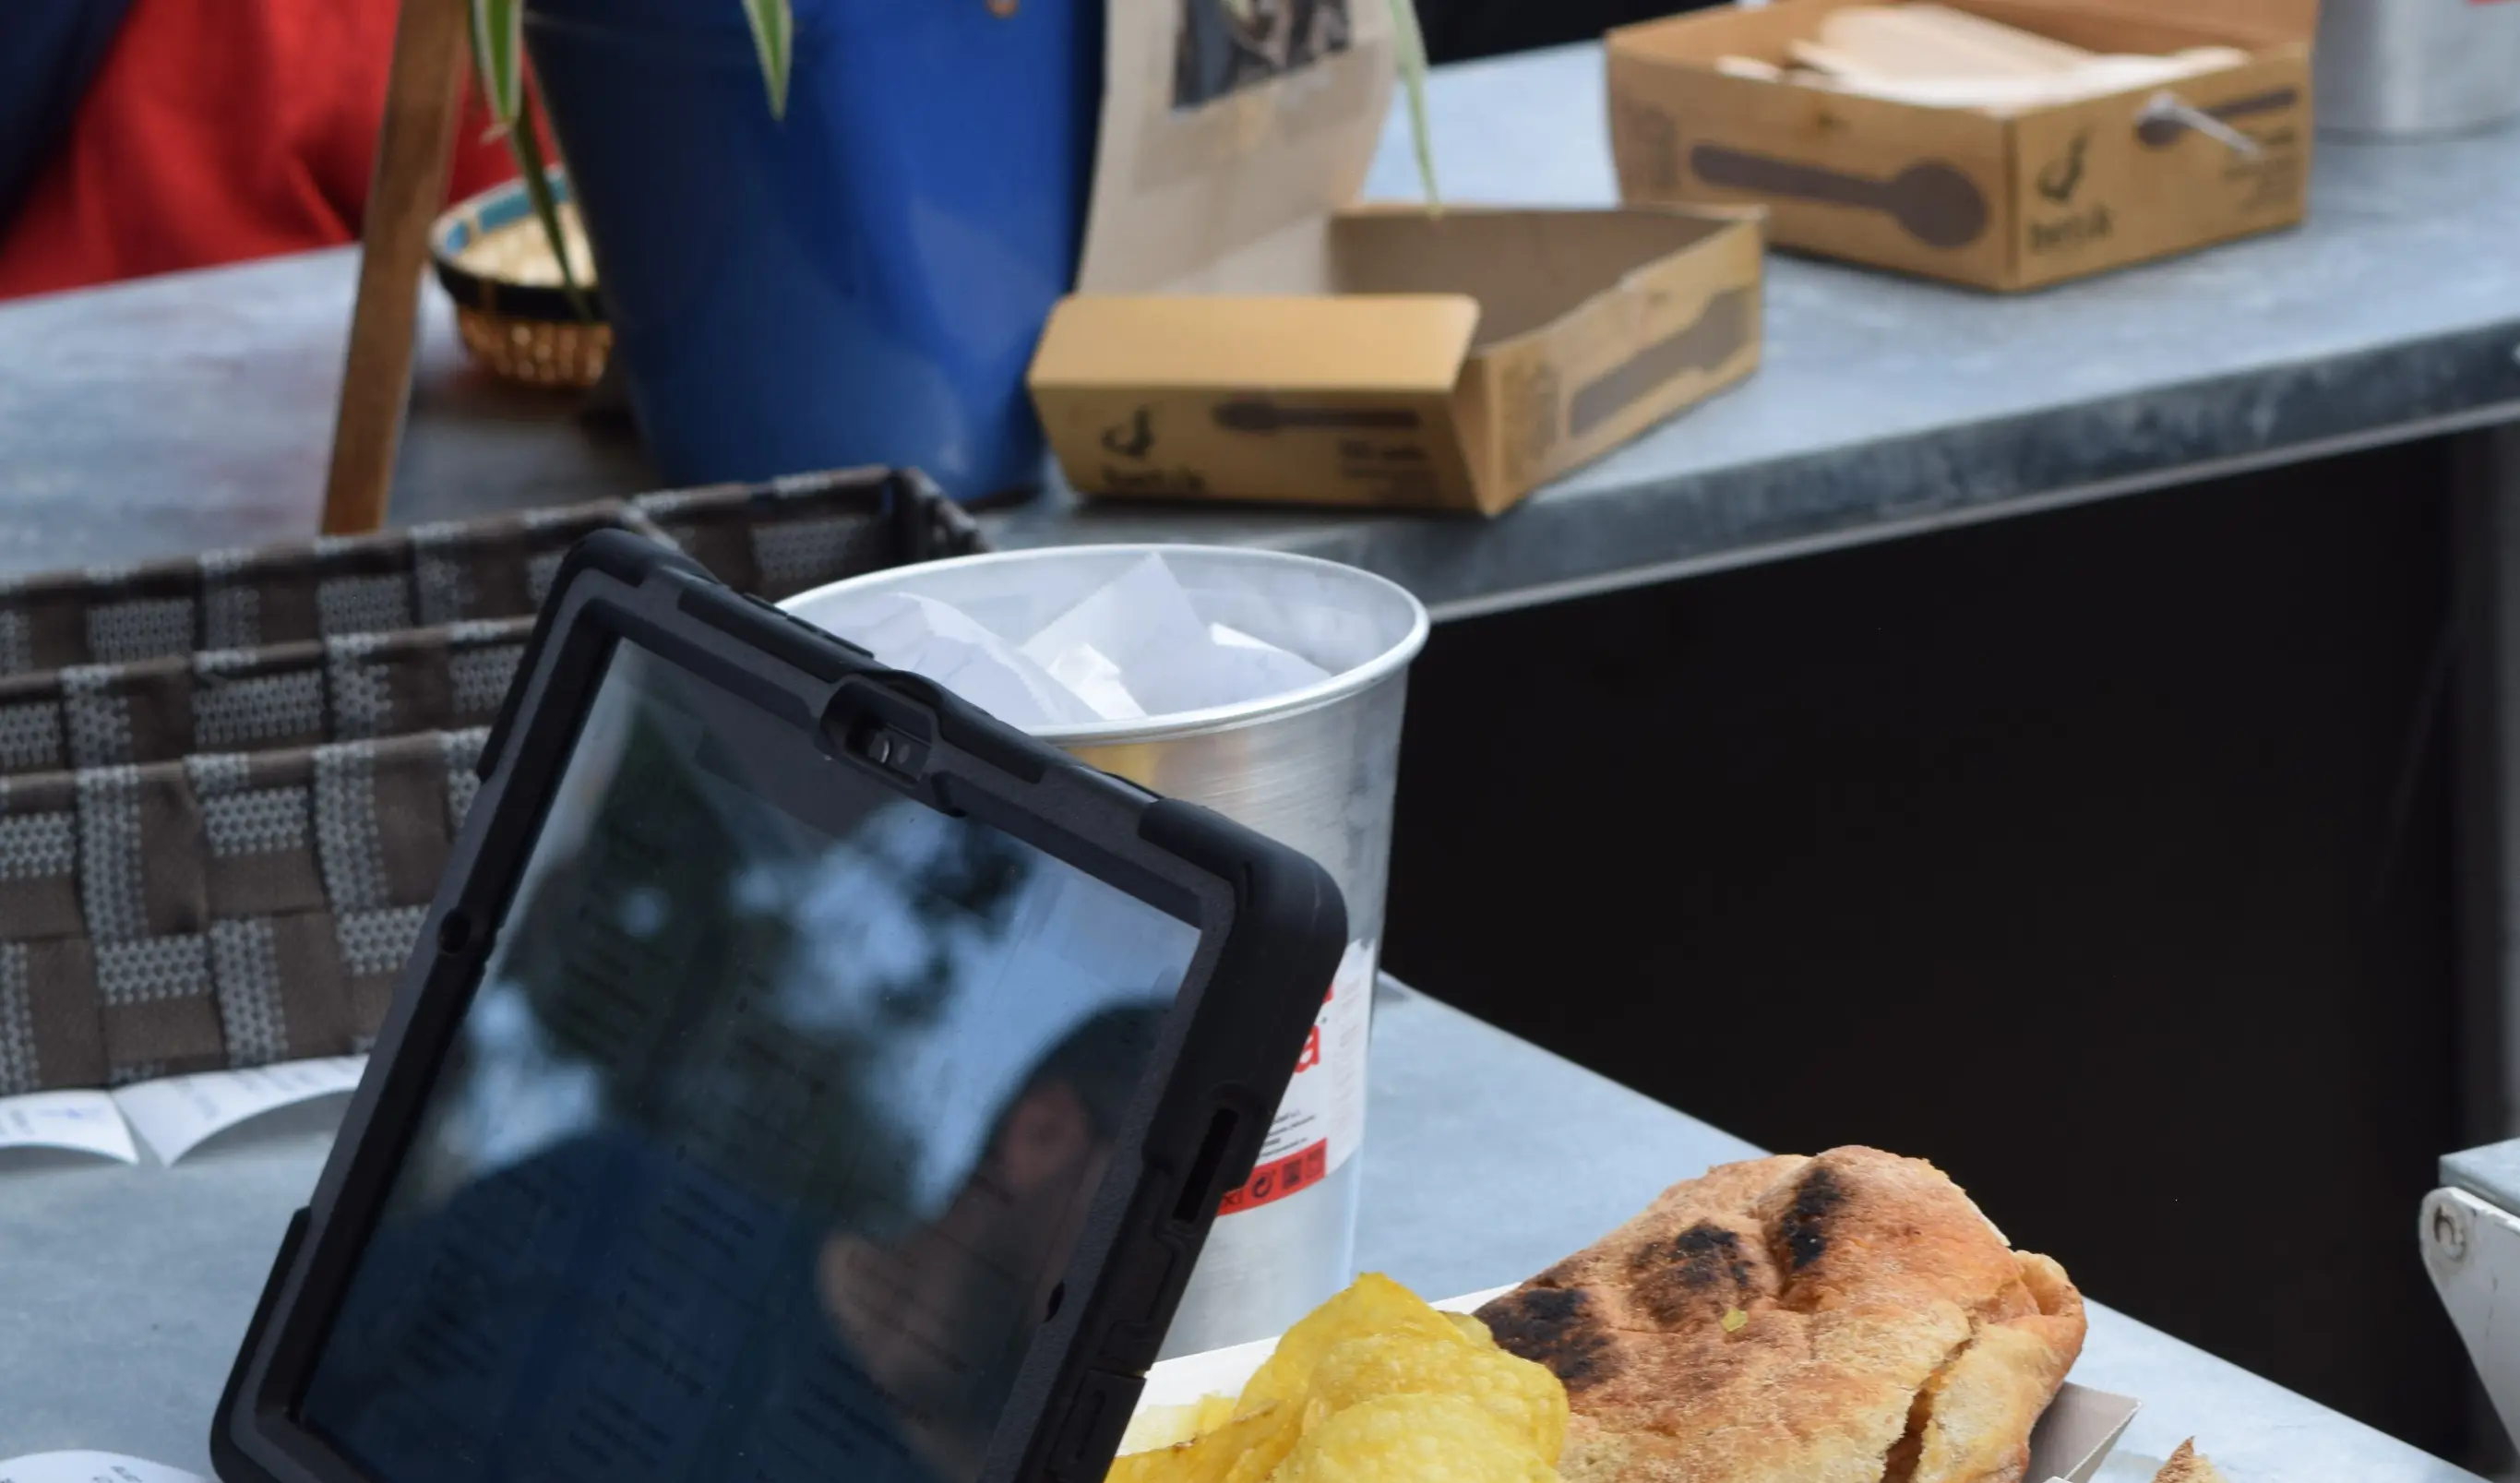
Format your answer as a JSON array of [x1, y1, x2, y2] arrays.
[[0, 469, 985, 1096], [431, 173, 610, 390], [450, 305, 612, 389]]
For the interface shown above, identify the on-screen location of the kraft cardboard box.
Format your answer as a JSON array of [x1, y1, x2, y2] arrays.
[[1027, 0, 1764, 516], [1605, 0, 2315, 291]]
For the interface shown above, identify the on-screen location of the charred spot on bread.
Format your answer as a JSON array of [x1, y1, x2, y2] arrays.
[[1777, 1163, 1844, 1270], [1477, 1285, 1616, 1393], [1535, 1256, 1588, 1289], [1627, 1221, 1755, 1325]]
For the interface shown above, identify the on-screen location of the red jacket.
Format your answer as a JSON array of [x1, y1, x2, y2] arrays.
[[0, 0, 518, 301]]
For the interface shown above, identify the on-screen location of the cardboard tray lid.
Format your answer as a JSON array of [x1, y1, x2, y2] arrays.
[[1138, 1286, 2140, 1483], [2003, 0, 2317, 43], [1714, 0, 2316, 47], [1032, 294, 1481, 396], [1042, 206, 1750, 397]]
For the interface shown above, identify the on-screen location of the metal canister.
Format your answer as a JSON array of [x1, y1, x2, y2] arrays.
[[783, 545, 1429, 1356], [2317, 0, 2520, 138]]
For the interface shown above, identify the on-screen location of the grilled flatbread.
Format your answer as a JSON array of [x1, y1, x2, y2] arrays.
[[1476, 1147, 2085, 1483]]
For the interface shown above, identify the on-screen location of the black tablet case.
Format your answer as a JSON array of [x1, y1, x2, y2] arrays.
[[211, 530, 1347, 1483]]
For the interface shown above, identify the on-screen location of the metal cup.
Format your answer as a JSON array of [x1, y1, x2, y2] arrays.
[[2317, 0, 2520, 138], [784, 545, 1429, 1355]]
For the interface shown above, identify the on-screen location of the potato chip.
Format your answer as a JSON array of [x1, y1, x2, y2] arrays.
[[1444, 1311, 1496, 1347], [1221, 1404, 1307, 1483], [1306, 1329, 1568, 1461], [1193, 1393, 1240, 1434], [1119, 1394, 1245, 1456], [1117, 1278, 1571, 1483], [1236, 1273, 1467, 1415], [1120, 1404, 1212, 1456], [1110, 1403, 1301, 1483], [1272, 1394, 1559, 1483]]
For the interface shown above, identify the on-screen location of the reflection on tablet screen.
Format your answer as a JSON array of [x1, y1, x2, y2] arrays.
[[297, 644, 1202, 1483]]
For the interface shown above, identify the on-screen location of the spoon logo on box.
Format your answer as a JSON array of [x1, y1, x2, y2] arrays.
[[1103, 406, 1157, 459], [2036, 130, 2090, 205]]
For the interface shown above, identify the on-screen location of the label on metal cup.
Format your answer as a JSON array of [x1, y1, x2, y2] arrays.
[[1218, 939, 1373, 1215]]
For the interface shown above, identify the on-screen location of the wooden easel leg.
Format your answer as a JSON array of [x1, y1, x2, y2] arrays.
[[320, 0, 472, 536]]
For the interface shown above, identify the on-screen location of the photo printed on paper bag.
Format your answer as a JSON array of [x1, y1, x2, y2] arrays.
[[1175, 0, 1351, 108]]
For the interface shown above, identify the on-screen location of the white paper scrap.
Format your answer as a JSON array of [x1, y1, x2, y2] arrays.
[[0, 1453, 206, 1483], [110, 1056, 366, 1165], [0, 1090, 138, 1165], [1208, 621, 1333, 699], [1018, 554, 1221, 714], [1019, 555, 1332, 717], [1040, 640, 1147, 721], [842, 592, 1105, 728]]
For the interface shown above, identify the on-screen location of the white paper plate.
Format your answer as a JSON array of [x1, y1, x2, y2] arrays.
[[1134, 1286, 2138, 1483]]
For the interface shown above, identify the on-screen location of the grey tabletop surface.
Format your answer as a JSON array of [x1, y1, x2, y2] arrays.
[[5, 46, 2519, 616], [2443, 1137, 2520, 1215], [0, 982, 2480, 1481]]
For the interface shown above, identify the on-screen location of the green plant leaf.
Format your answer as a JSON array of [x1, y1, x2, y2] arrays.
[[1386, 0, 1439, 208], [740, 0, 796, 119], [463, 3, 590, 320], [509, 116, 594, 322], [470, 0, 525, 126]]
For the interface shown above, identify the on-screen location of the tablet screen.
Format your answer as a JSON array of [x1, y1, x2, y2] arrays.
[[296, 642, 1204, 1483]]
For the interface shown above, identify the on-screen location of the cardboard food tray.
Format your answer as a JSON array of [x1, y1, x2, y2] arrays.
[[1027, 0, 1764, 516], [1606, 0, 2315, 290], [1134, 1286, 2140, 1483]]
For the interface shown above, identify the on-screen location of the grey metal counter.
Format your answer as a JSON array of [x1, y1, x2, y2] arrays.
[[0, 983, 2478, 1482], [4, 46, 2518, 619], [2444, 1138, 2520, 1214]]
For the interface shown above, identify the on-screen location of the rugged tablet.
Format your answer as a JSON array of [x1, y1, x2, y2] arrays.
[[211, 532, 1345, 1483]]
